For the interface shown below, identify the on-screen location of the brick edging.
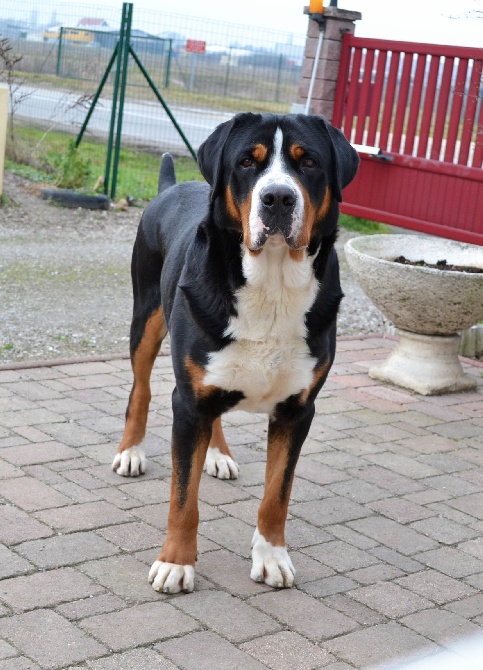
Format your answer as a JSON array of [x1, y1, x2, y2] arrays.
[[0, 334, 481, 370]]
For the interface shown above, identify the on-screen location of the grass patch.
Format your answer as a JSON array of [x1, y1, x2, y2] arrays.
[[7, 123, 202, 201], [339, 213, 389, 235]]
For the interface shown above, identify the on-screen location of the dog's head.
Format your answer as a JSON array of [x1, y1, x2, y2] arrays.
[[198, 113, 359, 251]]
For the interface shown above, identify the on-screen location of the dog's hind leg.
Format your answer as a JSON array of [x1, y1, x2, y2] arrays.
[[113, 224, 167, 477], [204, 416, 239, 479]]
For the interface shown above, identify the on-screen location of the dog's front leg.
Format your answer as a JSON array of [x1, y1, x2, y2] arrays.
[[149, 390, 211, 594], [251, 405, 315, 588]]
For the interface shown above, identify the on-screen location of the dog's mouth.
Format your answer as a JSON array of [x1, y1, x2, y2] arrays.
[[247, 230, 306, 253]]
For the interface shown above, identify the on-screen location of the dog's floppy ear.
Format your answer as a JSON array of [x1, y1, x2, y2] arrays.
[[319, 117, 359, 202], [198, 113, 261, 200]]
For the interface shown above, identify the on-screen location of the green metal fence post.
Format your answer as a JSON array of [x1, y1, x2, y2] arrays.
[[110, 2, 133, 199], [104, 3, 130, 197], [275, 53, 283, 103], [56, 27, 63, 77], [165, 39, 172, 88]]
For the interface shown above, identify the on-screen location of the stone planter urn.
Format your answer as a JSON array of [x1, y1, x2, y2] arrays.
[[344, 234, 483, 395]]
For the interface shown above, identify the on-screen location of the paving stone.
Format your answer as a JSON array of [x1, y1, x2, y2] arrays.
[[79, 601, 199, 652], [87, 648, 177, 670], [328, 477, 388, 503], [16, 531, 119, 568], [0, 505, 53, 545], [53, 481, 101, 503], [325, 593, 387, 626], [157, 630, 267, 670], [369, 547, 424, 573], [446, 492, 483, 520], [248, 589, 358, 641], [0, 641, 16, 660], [38, 422, 105, 447], [96, 521, 161, 552], [80, 554, 160, 603], [368, 498, 435, 524], [295, 457, 349, 485], [291, 550, 335, 583], [240, 630, 334, 669], [424, 474, 481, 497], [349, 465, 424, 495], [458, 537, 483, 560], [0, 477, 71, 512], [348, 582, 433, 618], [34, 501, 132, 532], [196, 549, 272, 597], [0, 441, 78, 466], [396, 569, 476, 605], [0, 567, 104, 612], [400, 608, 482, 644], [323, 622, 435, 668], [410, 517, 477, 545], [347, 563, 404, 585], [0, 460, 23, 480], [0, 545, 31, 579], [0, 609, 107, 668], [414, 546, 483, 578], [0, 658, 42, 670], [299, 575, 358, 598], [56, 593, 126, 621], [285, 518, 332, 548], [174, 590, 280, 643], [364, 452, 441, 478], [326, 524, 379, 550], [302, 540, 378, 572], [22, 465, 66, 485], [198, 517, 254, 558], [348, 517, 438, 555], [291, 496, 372, 527]]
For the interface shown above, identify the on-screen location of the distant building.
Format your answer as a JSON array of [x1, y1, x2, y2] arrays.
[[77, 18, 109, 29]]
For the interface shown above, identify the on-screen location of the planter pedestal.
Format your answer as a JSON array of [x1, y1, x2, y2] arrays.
[[369, 330, 476, 395]]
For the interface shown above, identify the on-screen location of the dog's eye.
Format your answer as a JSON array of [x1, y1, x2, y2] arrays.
[[241, 157, 254, 168], [301, 157, 316, 168]]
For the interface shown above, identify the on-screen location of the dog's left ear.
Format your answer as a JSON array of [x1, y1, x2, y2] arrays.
[[319, 117, 359, 202], [198, 113, 261, 200]]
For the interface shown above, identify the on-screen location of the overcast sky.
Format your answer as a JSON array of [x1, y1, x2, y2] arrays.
[[66, 0, 483, 47]]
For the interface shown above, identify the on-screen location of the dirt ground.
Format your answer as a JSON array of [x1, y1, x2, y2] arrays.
[[0, 171, 385, 364]]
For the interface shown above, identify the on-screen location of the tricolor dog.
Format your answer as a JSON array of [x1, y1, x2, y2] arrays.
[[113, 113, 359, 593]]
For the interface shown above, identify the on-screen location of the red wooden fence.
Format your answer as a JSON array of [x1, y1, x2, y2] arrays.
[[333, 35, 483, 245]]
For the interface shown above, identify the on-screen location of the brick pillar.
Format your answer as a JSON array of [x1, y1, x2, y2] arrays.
[[296, 6, 361, 122]]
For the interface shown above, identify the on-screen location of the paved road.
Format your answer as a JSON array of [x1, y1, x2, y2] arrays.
[[16, 86, 233, 154]]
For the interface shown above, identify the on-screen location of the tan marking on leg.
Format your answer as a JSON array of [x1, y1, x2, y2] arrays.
[[257, 430, 293, 547], [300, 358, 330, 405], [208, 416, 234, 458], [158, 428, 210, 566], [117, 308, 167, 455], [184, 355, 217, 400]]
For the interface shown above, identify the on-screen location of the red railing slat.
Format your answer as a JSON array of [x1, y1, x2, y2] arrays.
[[367, 50, 387, 146], [431, 56, 454, 160], [354, 48, 375, 144], [404, 53, 426, 155], [459, 58, 483, 166], [379, 51, 400, 150], [417, 56, 440, 159], [343, 46, 363, 141], [392, 53, 413, 153], [444, 58, 469, 163]]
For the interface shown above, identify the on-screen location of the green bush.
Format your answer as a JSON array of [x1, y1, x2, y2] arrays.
[[51, 140, 92, 189]]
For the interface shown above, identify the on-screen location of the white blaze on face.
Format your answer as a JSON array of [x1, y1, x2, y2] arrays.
[[248, 127, 304, 248]]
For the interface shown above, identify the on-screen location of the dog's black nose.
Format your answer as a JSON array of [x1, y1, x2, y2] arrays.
[[260, 185, 296, 213]]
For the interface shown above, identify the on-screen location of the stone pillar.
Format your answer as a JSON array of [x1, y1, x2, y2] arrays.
[[296, 6, 361, 122]]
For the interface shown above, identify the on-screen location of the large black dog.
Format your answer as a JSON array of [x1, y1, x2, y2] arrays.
[[113, 113, 359, 593]]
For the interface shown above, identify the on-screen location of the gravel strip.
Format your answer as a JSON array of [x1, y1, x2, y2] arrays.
[[0, 172, 386, 363]]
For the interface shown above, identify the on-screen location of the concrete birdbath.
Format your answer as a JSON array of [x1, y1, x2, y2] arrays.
[[344, 234, 483, 395]]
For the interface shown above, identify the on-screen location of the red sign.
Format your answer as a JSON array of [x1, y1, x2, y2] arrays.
[[185, 39, 206, 54]]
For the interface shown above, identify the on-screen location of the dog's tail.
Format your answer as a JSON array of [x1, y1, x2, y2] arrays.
[[158, 153, 176, 194]]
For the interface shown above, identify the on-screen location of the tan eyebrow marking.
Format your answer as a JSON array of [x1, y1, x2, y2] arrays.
[[252, 144, 268, 162], [290, 145, 305, 160]]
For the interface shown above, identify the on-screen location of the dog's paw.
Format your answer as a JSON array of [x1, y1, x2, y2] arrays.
[[250, 528, 295, 588], [148, 560, 195, 594], [112, 446, 146, 477], [204, 447, 239, 480]]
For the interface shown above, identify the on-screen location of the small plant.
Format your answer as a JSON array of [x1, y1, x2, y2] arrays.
[[51, 139, 92, 189]]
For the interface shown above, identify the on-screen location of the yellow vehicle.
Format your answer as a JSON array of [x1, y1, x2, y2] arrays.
[[43, 27, 94, 44]]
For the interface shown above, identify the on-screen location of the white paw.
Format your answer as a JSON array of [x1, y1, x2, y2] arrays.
[[148, 560, 195, 594], [112, 446, 146, 477], [204, 447, 239, 480], [250, 528, 295, 589]]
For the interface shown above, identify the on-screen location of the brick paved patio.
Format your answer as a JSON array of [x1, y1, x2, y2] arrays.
[[0, 336, 482, 670]]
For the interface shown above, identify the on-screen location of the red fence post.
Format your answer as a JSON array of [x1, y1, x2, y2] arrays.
[[296, 5, 361, 122]]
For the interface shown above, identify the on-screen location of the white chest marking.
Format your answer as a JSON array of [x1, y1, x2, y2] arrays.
[[203, 239, 318, 414]]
